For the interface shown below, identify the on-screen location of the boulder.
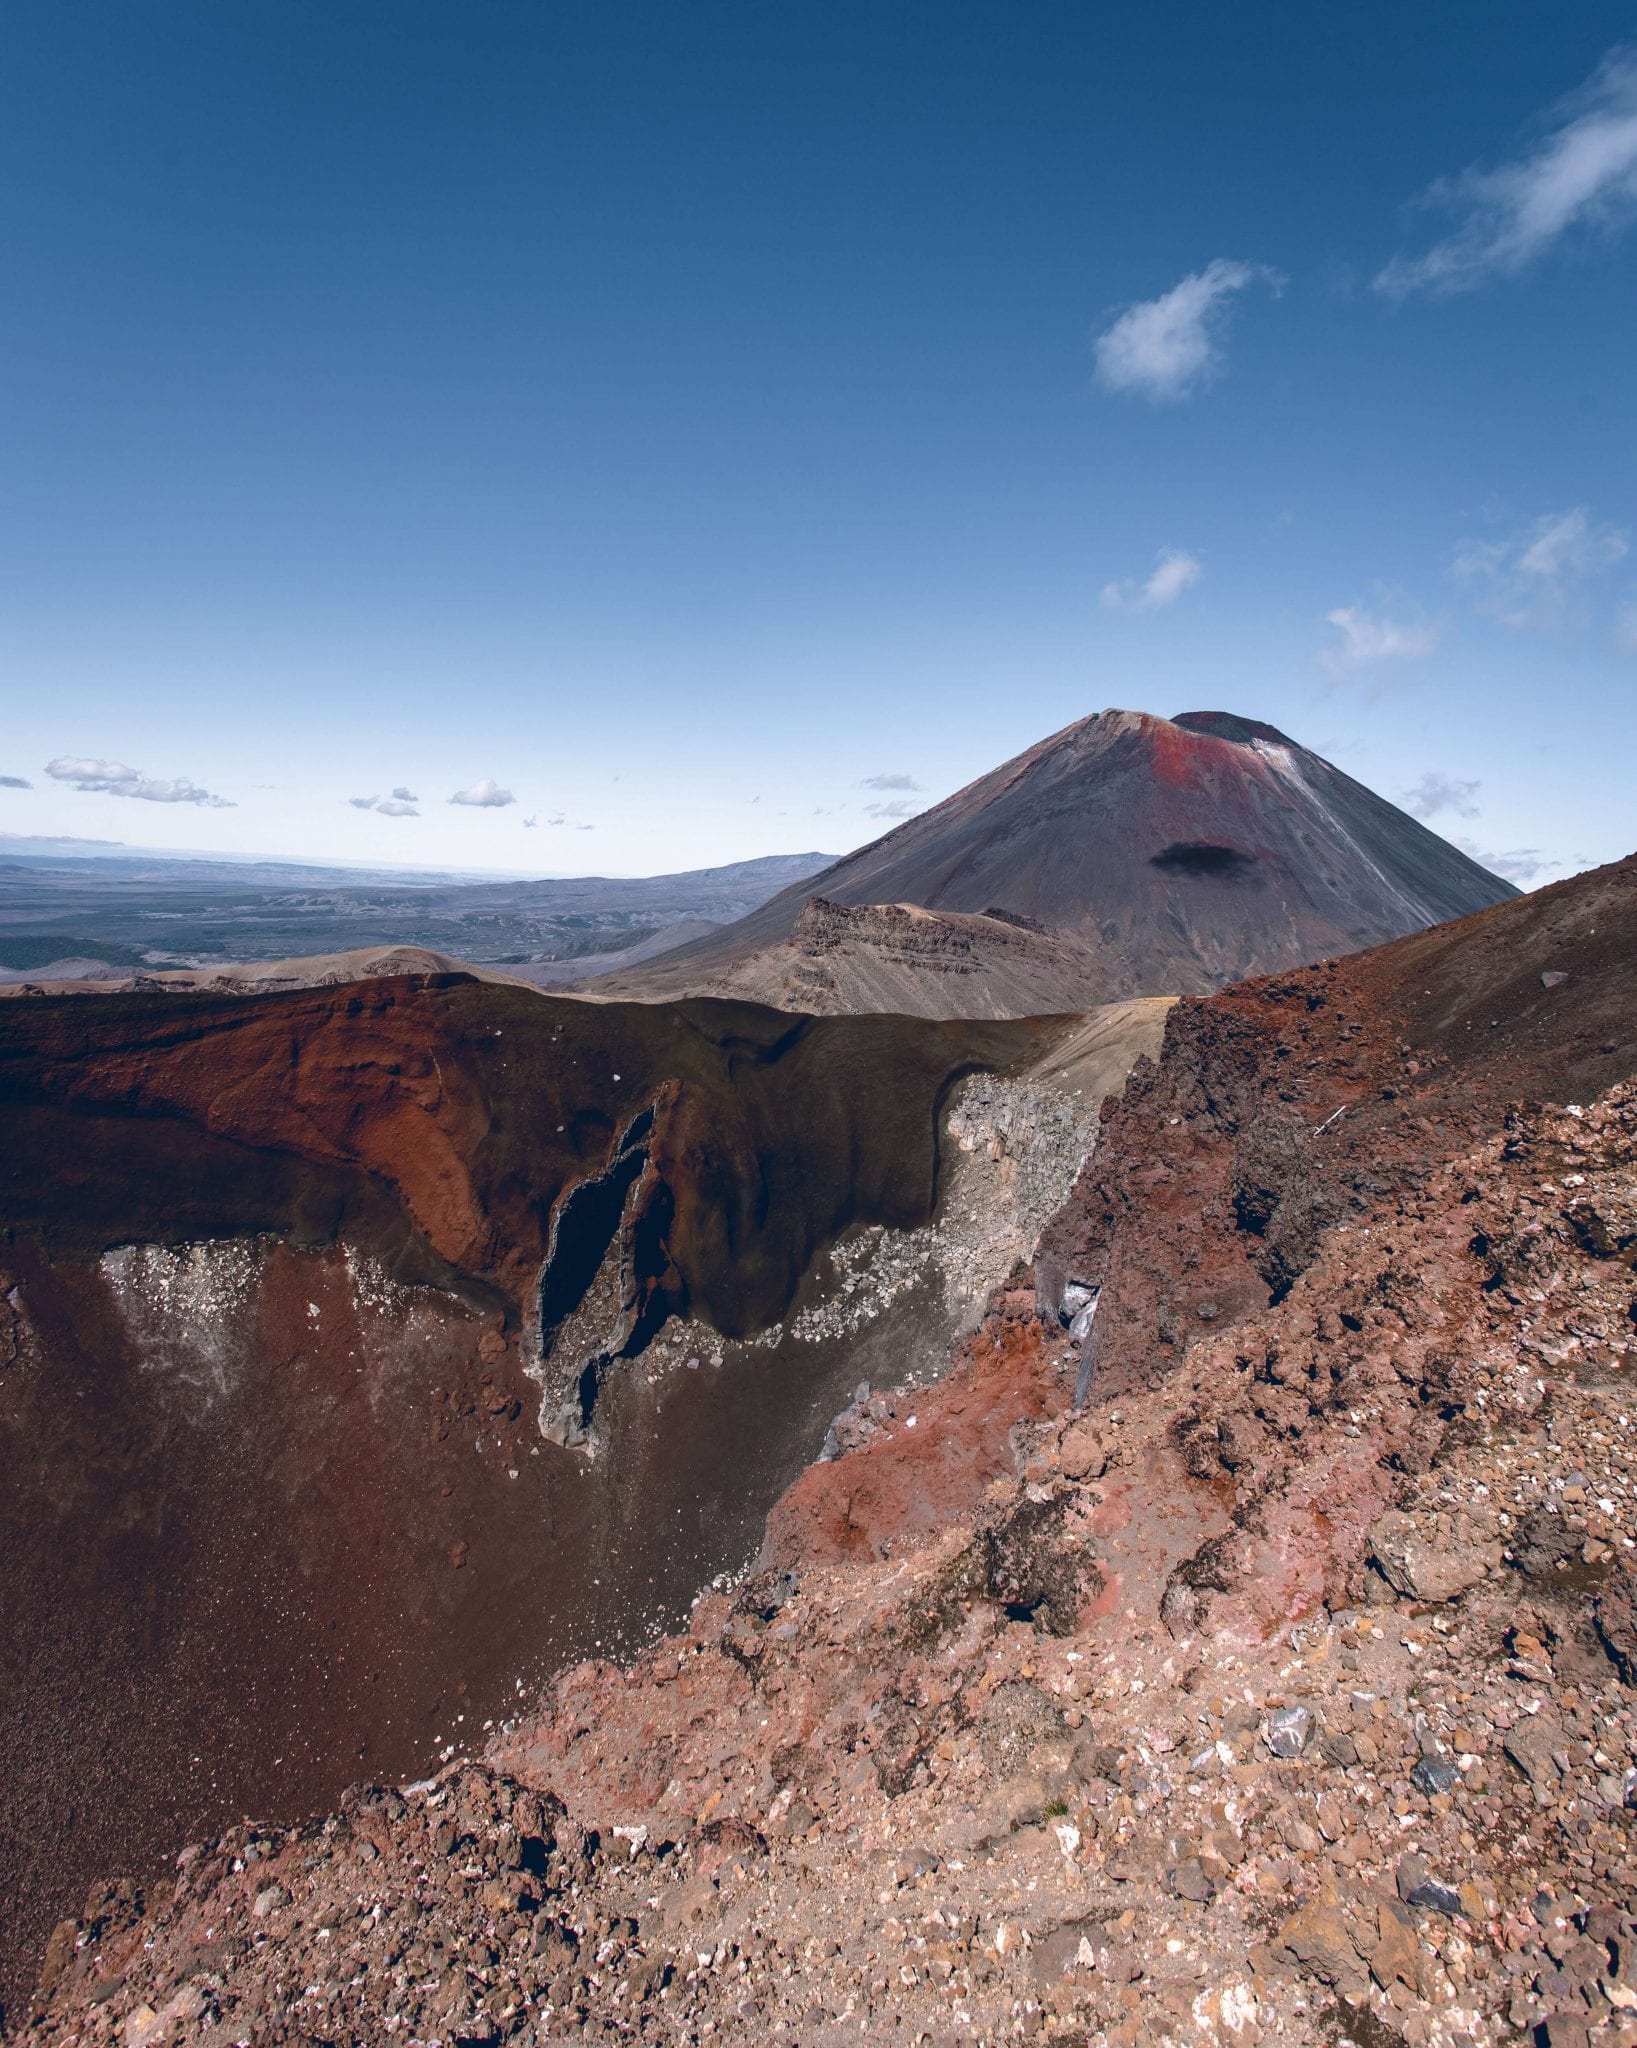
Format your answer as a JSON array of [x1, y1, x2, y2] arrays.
[[1368, 1510, 1488, 1603]]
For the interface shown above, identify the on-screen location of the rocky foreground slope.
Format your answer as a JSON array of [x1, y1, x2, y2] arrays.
[[598, 710, 1516, 1009], [18, 856, 1636, 2047]]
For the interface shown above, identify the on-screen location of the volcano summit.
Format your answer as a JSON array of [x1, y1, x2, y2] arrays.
[[593, 709, 1516, 1012]]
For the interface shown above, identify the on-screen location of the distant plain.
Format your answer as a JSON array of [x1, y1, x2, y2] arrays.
[[0, 846, 835, 981]]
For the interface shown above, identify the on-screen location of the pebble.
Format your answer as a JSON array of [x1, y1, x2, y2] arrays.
[[1410, 1755, 1461, 1796], [1263, 1705, 1314, 1758]]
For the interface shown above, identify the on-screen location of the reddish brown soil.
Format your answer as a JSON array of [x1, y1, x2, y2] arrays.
[[764, 1280, 1061, 1566], [1037, 853, 1637, 1407], [757, 864, 1636, 1602]]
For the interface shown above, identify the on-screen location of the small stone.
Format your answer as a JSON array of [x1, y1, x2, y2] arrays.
[[1541, 971, 1570, 990], [1204, 1824, 1246, 1867], [1278, 1810, 1324, 1854], [1058, 1282, 1096, 1326], [1410, 1756, 1460, 1796], [1396, 1853, 1460, 1918], [1059, 1421, 1107, 1481], [1396, 1852, 1431, 1899], [1369, 1510, 1487, 1603], [159, 1986, 207, 2026], [1370, 1900, 1424, 1996], [1276, 1893, 1366, 1996], [1263, 1705, 1314, 1758], [252, 1882, 289, 1918], [1168, 1856, 1215, 1902]]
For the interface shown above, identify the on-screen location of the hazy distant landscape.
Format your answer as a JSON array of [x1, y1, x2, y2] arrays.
[[0, 845, 835, 979]]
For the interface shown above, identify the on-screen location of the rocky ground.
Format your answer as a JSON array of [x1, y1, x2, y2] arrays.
[[19, 1080, 1637, 2048], [14, 858, 1637, 2048]]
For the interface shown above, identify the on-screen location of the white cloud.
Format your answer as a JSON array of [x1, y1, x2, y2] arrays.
[[48, 756, 133, 787], [46, 757, 234, 806], [863, 773, 922, 791], [1102, 547, 1203, 611], [349, 793, 420, 816], [865, 799, 920, 821], [1094, 260, 1283, 400], [1403, 772, 1480, 820], [1453, 506, 1628, 628], [0, 774, 30, 789], [390, 785, 417, 802], [1378, 46, 1637, 295], [449, 777, 516, 809], [1320, 605, 1441, 671], [1452, 836, 1552, 885]]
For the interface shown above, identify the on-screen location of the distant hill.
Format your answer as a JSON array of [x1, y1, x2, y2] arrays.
[[0, 849, 837, 972], [583, 897, 1109, 1018], [594, 709, 1517, 1009]]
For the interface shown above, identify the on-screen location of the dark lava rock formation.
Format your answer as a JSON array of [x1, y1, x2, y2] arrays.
[[597, 708, 1517, 1007], [0, 975, 1047, 2007]]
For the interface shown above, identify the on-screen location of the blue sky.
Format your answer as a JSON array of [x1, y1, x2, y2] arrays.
[[2, 2, 1634, 879]]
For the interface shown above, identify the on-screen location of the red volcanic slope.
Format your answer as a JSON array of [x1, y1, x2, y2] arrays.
[[613, 709, 1516, 1002]]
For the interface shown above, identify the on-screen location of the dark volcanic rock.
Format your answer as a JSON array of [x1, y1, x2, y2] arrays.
[[0, 980, 1024, 1317]]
